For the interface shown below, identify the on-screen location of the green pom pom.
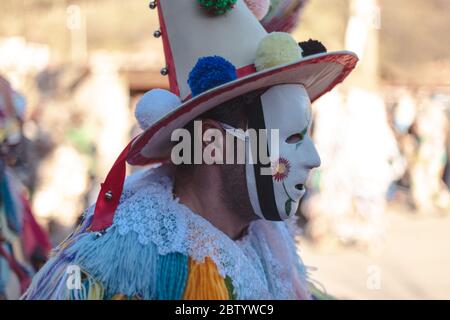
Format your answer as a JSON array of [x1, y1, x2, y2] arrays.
[[198, 0, 237, 15]]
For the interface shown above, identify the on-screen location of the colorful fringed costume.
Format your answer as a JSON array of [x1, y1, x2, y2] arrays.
[[24, 167, 314, 300]]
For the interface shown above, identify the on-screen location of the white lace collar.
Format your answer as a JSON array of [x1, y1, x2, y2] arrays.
[[112, 166, 311, 300]]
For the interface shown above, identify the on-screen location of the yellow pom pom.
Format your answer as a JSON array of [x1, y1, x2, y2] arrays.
[[255, 32, 303, 71]]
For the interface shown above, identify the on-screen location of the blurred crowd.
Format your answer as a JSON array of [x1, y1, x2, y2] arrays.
[[0, 37, 133, 298], [301, 86, 450, 249], [0, 75, 51, 299]]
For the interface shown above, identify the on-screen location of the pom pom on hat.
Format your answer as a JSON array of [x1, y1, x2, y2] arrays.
[[188, 56, 237, 97], [198, 0, 237, 16], [255, 32, 303, 71], [135, 89, 181, 130], [244, 0, 270, 20], [299, 39, 327, 57]]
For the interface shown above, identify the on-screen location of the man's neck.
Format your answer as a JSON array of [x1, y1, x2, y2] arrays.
[[173, 168, 252, 241]]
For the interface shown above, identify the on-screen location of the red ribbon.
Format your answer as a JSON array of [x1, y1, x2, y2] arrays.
[[89, 138, 137, 232], [157, 0, 180, 97]]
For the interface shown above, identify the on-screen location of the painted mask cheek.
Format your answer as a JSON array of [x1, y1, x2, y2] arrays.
[[246, 84, 312, 221], [272, 156, 297, 219]]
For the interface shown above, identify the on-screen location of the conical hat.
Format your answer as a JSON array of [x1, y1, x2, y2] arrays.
[[127, 0, 358, 165]]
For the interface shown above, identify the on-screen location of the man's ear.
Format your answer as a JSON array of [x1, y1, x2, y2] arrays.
[[201, 119, 224, 147], [201, 119, 226, 164]]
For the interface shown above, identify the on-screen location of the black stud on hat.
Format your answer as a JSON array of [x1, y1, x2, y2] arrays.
[[299, 39, 327, 57]]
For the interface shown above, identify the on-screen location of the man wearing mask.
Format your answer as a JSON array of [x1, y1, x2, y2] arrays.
[[24, 0, 357, 300]]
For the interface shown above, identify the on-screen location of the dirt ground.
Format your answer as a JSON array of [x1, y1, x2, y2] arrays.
[[299, 206, 450, 300]]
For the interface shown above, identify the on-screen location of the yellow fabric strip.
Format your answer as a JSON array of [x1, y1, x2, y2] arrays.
[[183, 257, 229, 300], [86, 278, 105, 300], [68, 269, 105, 300]]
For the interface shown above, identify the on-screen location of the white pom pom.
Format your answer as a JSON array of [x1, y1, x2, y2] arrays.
[[135, 89, 181, 130], [244, 0, 270, 21]]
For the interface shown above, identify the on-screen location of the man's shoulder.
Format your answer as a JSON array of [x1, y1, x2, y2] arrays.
[[70, 168, 176, 279]]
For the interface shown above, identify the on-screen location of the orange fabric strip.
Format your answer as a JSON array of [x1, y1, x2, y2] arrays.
[[183, 257, 230, 300]]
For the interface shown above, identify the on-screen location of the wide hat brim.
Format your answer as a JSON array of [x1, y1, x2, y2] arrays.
[[127, 51, 358, 166]]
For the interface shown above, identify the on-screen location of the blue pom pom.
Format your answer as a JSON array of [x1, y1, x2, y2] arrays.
[[188, 56, 237, 97]]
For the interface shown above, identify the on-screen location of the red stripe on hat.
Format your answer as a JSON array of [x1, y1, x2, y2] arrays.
[[157, 1, 180, 97], [236, 64, 257, 78]]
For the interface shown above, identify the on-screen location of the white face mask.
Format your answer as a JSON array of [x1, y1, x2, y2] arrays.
[[245, 84, 321, 221]]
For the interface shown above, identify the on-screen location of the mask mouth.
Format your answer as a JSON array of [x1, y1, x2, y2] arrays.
[[295, 184, 305, 191]]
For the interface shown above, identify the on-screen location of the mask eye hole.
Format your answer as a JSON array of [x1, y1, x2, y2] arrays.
[[286, 133, 304, 144]]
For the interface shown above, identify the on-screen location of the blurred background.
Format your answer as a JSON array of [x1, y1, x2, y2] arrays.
[[0, 0, 449, 299]]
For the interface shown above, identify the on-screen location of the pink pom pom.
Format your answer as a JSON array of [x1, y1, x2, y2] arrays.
[[244, 0, 270, 20]]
